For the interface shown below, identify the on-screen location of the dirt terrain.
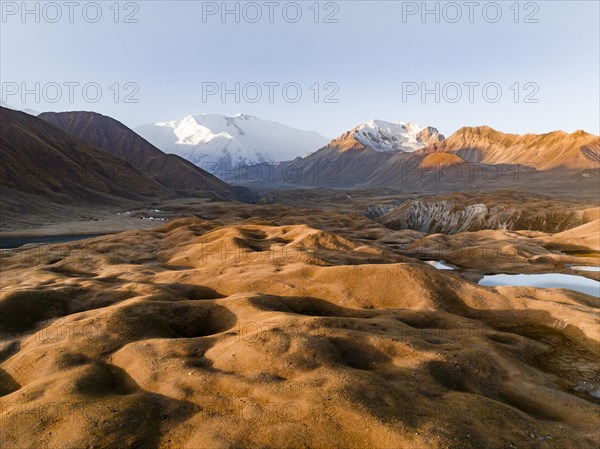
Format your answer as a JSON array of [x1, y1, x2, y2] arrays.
[[1, 194, 599, 449]]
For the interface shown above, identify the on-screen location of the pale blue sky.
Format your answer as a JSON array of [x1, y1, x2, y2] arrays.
[[1, 1, 598, 137]]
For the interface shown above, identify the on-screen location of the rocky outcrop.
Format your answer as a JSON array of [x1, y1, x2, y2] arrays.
[[365, 202, 402, 219], [379, 200, 523, 233], [374, 193, 596, 234]]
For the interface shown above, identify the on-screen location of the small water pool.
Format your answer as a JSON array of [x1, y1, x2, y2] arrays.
[[0, 234, 103, 249], [479, 273, 600, 298]]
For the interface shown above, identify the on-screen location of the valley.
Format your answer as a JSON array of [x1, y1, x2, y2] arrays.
[[1, 193, 599, 449], [2, 3, 599, 447], [0, 106, 598, 449]]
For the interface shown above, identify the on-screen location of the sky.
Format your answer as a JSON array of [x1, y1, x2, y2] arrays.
[[1, 0, 599, 138]]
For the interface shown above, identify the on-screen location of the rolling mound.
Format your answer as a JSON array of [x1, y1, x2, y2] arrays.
[[538, 219, 600, 252], [1, 210, 599, 449]]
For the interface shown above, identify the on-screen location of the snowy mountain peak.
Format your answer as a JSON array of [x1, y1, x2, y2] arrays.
[[353, 119, 444, 152], [135, 113, 330, 173]]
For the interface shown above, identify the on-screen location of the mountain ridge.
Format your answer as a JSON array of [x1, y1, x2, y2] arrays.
[[0, 107, 167, 212], [420, 125, 599, 170], [252, 123, 599, 188], [38, 111, 256, 201], [135, 113, 330, 172]]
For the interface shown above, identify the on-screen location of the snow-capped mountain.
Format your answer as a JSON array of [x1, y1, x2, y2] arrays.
[[135, 113, 330, 170], [352, 120, 444, 152], [263, 119, 446, 187]]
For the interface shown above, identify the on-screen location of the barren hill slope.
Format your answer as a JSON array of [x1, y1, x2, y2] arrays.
[[0, 107, 167, 211], [39, 111, 256, 202], [423, 126, 600, 170]]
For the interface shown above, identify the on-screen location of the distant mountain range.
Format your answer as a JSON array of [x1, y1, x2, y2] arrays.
[[39, 111, 255, 201], [422, 125, 599, 170], [262, 122, 599, 188], [0, 107, 256, 216], [264, 120, 444, 188], [135, 113, 598, 188], [2, 106, 598, 212], [135, 113, 329, 171]]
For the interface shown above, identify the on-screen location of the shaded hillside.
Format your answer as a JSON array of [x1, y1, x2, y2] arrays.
[[0, 107, 167, 211], [38, 111, 256, 202], [278, 146, 395, 187]]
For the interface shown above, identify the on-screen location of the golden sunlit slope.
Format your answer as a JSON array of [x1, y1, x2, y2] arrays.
[[426, 126, 600, 170], [1, 210, 598, 449]]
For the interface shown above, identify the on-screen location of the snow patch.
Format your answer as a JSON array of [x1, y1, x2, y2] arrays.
[[136, 114, 330, 171], [354, 119, 443, 152]]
